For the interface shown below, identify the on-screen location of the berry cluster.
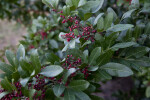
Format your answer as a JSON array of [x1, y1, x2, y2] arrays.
[[60, 15, 96, 42], [40, 31, 47, 40], [32, 74, 46, 99], [62, 55, 90, 79], [62, 55, 82, 69], [34, 75, 45, 91], [0, 82, 27, 100], [61, 33, 75, 42]]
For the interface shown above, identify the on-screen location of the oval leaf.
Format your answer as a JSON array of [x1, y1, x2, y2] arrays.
[[69, 80, 90, 91], [100, 62, 133, 77], [40, 65, 63, 77], [107, 24, 134, 32], [53, 84, 65, 97]]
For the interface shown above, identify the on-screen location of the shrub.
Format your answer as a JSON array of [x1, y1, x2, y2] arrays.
[[0, 0, 150, 99]]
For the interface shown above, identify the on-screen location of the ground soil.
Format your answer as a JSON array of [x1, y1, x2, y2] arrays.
[[0, 20, 27, 60]]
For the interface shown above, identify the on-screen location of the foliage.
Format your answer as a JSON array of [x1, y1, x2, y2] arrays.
[[0, 0, 150, 99], [0, 0, 49, 25]]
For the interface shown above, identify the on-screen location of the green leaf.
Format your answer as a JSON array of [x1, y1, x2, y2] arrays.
[[81, 1, 98, 11], [113, 58, 141, 72], [94, 13, 104, 25], [89, 47, 101, 65], [53, 84, 65, 97], [63, 5, 70, 16], [69, 80, 90, 91], [62, 44, 69, 52], [64, 89, 75, 100], [82, 50, 89, 63], [145, 22, 150, 34], [20, 77, 30, 87], [146, 86, 150, 98], [121, 9, 136, 20], [75, 91, 91, 100], [66, 0, 80, 8], [104, 32, 119, 49], [96, 50, 114, 66], [107, 7, 117, 21], [100, 63, 133, 77], [82, 41, 91, 47], [42, 0, 59, 8], [66, 0, 73, 7], [20, 58, 33, 73], [133, 24, 144, 39], [49, 40, 58, 49], [69, 39, 76, 48], [95, 33, 104, 41], [84, 13, 92, 21], [0, 62, 14, 74], [97, 17, 104, 31], [71, 0, 80, 8], [63, 68, 76, 83], [5, 50, 17, 68], [107, 24, 134, 32], [125, 47, 150, 58], [16, 44, 25, 61], [130, 0, 139, 9], [45, 53, 60, 64], [0, 92, 9, 99], [0, 77, 16, 91], [88, 66, 98, 71], [74, 29, 79, 35], [30, 50, 41, 74], [78, 0, 87, 7], [45, 89, 55, 100], [95, 69, 112, 81], [40, 65, 63, 77], [92, 0, 104, 13], [111, 42, 137, 51], [12, 71, 20, 82], [59, 32, 66, 41], [29, 89, 36, 100], [104, 12, 114, 30]]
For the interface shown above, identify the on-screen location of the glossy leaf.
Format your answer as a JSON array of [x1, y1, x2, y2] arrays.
[[107, 24, 134, 32], [100, 63, 133, 77], [53, 84, 65, 97], [64, 89, 75, 100], [104, 12, 114, 30], [146, 86, 150, 98], [16, 44, 25, 61], [45, 53, 60, 64], [89, 47, 101, 65], [0, 77, 16, 91], [96, 50, 114, 66], [111, 42, 137, 51], [125, 47, 150, 58], [5, 50, 17, 68], [97, 17, 104, 31], [30, 50, 41, 74], [69, 80, 90, 91], [75, 91, 91, 100], [78, 0, 87, 7], [40, 65, 63, 77], [63, 68, 76, 83], [92, 0, 104, 13], [94, 13, 104, 25], [0, 62, 14, 74], [0, 92, 9, 99], [121, 9, 136, 20]]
